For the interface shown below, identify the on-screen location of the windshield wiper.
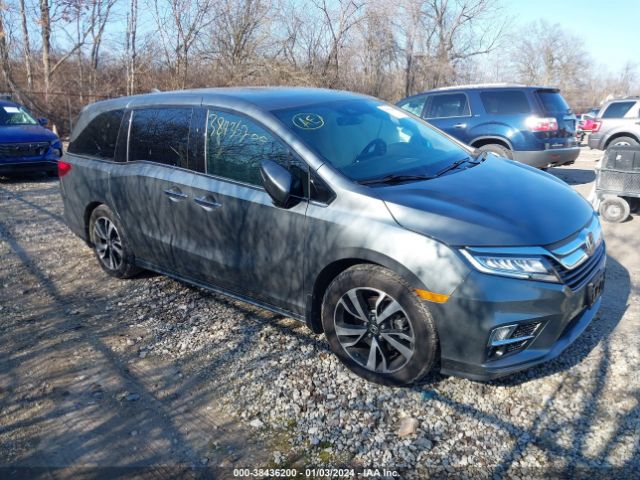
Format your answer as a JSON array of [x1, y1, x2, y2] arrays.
[[433, 156, 477, 178], [358, 173, 435, 186]]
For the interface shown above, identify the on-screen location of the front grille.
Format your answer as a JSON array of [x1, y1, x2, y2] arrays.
[[0, 142, 49, 158], [554, 242, 605, 290]]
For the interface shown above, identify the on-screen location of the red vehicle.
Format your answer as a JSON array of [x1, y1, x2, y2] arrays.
[[577, 113, 598, 142]]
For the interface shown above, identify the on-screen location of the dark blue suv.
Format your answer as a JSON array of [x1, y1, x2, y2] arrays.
[[0, 99, 63, 176], [397, 84, 580, 168]]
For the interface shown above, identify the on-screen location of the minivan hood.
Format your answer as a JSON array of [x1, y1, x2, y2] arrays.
[[0, 125, 58, 143], [378, 156, 594, 247]]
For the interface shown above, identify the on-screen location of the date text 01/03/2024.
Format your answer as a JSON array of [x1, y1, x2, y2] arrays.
[[232, 468, 400, 478]]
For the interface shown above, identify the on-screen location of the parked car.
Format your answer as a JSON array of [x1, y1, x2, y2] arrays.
[[0, 99, 63, 176], [588, 97, 640, 150], [591, 146, 640, 222], [60, 88, 605, 385], [576, 113, 597, 143], [397, 84, 580, 169]]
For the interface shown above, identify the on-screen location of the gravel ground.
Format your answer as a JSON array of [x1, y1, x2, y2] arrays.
[[1, 148, 639, 478]]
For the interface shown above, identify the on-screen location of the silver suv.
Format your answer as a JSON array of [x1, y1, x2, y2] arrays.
[[588, 97, 640, 150], [58, 88, 606, 385]]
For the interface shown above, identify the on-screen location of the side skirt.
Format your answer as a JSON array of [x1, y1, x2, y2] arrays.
[[134, 259, 307, 324]]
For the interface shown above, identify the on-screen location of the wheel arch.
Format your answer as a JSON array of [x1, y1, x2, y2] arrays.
[[83, 201, 104, 243], [604, 132, 640, 148], [305, 252, 428, 334], [470, 136, 513, 150]]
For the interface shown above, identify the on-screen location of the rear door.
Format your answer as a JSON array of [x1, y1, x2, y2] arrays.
[[177, 107, 310, 313], [109, 106, 195, 271], [422, 92, 472, 143]]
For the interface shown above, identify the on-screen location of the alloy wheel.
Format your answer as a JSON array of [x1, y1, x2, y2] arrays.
[[92, 217, 123, 271], [333, 287, 415, 373]]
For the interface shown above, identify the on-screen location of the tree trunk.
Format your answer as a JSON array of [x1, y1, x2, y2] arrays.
[[19, 0, 34, 90], [40, 0, 52, 106]]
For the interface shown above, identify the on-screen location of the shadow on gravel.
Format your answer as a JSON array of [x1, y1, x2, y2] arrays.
[[0, 216, 221, 470], [548, 167, 596, 185]]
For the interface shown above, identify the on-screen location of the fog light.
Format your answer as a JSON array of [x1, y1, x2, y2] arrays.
[[488, 325, 516, 345]]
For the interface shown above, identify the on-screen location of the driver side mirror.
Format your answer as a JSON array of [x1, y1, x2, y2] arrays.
[[38, 118, 49, 126], [260, 159, 297, 208]]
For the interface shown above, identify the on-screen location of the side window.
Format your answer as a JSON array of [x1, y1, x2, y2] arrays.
[[206, 109, 308, 192], [601, 102, 635, 119], [397, 96, 427, 116], [480, 91, 530, 114], [128, 108, 192, 167], [68, 109, 124, 160], [425, 93, 470, 118]]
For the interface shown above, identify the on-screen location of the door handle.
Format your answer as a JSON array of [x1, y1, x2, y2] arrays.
[[194, 195, 221, 210], [163, 187, 188, 201], [453, 123, 467, 129]]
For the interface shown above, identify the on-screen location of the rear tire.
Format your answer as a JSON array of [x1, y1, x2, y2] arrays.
[[608, 136, 639, 148], [89, 205, 141, 278], [477, 143, 513, 160], [321, 264, 438, 386], [599, 196, 630, 223], [46, 170, 58, 178]]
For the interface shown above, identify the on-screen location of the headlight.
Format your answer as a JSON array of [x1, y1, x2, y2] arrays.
[[461, 249, 559, 282]]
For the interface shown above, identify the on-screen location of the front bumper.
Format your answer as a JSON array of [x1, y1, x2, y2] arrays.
[[431, 255, 606, 381], [0, 159, 58, 174], [512, 147, 580, 168]]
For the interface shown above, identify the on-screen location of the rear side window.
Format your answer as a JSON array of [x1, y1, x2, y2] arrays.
[[68, 109, 124, 160], [537, 91, 571, 114], [601, 101, 635, 119], [128, 108, 192, 167], [480, 91, 530, 114], [206, 109, 308, 190], [397, 96, 427, 116], [425, 93, 470, 118]]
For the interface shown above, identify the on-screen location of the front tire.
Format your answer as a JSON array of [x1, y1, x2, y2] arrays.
[[477, 143, 513, 160], [321, 264, 438, 386], [89, 205, 141, 278], [599, 196, 630, 223]]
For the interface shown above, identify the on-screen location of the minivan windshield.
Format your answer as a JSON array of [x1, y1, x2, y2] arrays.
[[0, 105, 38, 126], [272, 99, 472, 183]]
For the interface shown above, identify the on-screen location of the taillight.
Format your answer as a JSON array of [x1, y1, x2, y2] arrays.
[[526, 116, 559, 132], [591, 121, 602, 133], [58, 160, 72, 177]]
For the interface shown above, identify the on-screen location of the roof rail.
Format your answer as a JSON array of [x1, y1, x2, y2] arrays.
[[0, 92, 12, 100], [430, 83, 529, 91]]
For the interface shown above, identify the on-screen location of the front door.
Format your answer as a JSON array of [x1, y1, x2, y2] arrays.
[[423, 92, 472, 144], [177, 108, 309, 313]]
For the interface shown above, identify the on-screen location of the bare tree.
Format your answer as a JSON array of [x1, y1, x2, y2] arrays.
[[18, 0, 33, 89], [38, 0, 92, 106], [126, 0, 137, 94], [352, 1, 398, 97], [312, 0, 365, 86], [87, 0, 117, 92], [151, 0, 216, 89], [398, 0, 505, 96], [204, 0, 268, 83]]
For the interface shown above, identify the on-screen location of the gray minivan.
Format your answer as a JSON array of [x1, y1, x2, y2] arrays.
[[59, 88, 606, 385]]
